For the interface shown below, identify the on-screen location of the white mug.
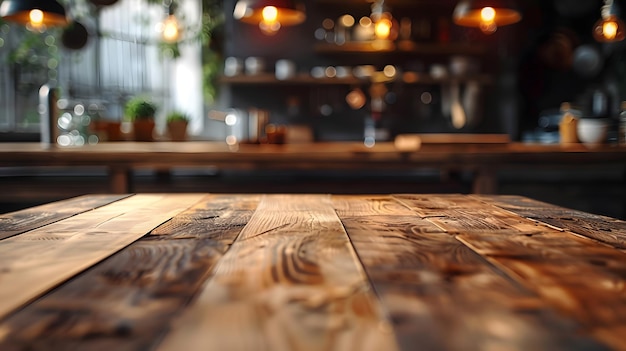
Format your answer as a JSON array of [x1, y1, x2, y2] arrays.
[[275, 59, 296, 80], [245, 57, 265, 75], [224, 57, 243, 77]]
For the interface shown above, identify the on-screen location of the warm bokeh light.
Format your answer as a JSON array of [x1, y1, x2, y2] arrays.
[[374, 18, 392, 39], [259, 6, 280, 35], [593, 15, 625, 42], [480, 7, 495, 22], [29, 9, 44, 27], [162, 15, 180, 43], [262, 6, 278, 23], [340, 14, 355, 27], [383, 65, 396, 78], [479, 7, 497, 34], [603, 20, 618, 40], [359, 16, 372, 27]]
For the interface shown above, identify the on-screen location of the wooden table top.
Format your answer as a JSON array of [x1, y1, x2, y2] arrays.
[[1, 141, 626, 169], [0, 193, 625, 350]]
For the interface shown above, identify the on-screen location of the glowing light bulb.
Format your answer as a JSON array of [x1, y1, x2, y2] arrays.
[[593, 14, 626, 42], [262, 6, 278, 23], [374, 18, 392, 39], [479, 7, 497, 34], [259, 6, 280, 35], [480, 7, 495, 22], [29, 9, 44, 28], [603, 20, 618, 40], [162, 15, 180, 42]]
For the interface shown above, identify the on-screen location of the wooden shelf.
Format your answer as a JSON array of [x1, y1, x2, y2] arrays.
[[315, 40, 488, 56], [220, 74, 363, 85], [220, 73, 493, 86], [315, 0, 457, 8]]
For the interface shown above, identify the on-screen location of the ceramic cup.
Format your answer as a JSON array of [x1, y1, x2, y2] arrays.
[[245, 57, 265, 75], [224, 57, 243, 77], [577, 118, 609, 146], [275, 59, 296, 80]]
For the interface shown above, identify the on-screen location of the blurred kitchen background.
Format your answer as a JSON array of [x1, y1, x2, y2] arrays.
[[1, 0, 626, 142], [0, 0, 625, 218]]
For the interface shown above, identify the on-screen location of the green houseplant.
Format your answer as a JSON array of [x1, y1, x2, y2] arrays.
[[166, 111, 190, 141], [125, 97, 157, 141]]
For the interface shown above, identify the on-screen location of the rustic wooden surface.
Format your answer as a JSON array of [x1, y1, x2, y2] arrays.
[[0, 193, 625, 350], [158, 194, 398, 351], [0, 195, 129, 240], [0, 194, 204, 321], [0, 194, 258, 351]]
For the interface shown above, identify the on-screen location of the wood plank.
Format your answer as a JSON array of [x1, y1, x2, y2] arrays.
[[0, 194, 204, 322], [157, 194, 399, 351], [0, 194, 259, 351], [0, 194, 130, 240], [334, 195, 606, 351], [394, 194, 544, 235], [475, 195, 626, 249], [399, 195, 625, 350]]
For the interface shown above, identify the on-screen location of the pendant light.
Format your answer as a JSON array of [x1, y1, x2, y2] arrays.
[[0, 0, 68, 29], [593, 0, 625, 43], [158, 0, 182, 43], [453, 0, 521, 34], [233, 0, 305, 36]]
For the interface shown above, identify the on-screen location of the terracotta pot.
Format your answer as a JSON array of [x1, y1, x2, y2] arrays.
[[167, 120, 188, 141], [133, 120, 155, 142], [106, 121, 123, 141], [91, 120, 122, 141]]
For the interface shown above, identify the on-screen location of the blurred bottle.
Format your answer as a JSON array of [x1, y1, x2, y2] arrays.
[[559, 102, 578, 144], [39, 83, 59, 148]]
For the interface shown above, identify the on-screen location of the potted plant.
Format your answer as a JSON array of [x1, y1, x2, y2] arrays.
[[125, 97, 157, 141], [166, 111, 190, 141]]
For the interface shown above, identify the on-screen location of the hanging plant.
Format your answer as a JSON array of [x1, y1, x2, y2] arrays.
[[61, 21, 89, 50]]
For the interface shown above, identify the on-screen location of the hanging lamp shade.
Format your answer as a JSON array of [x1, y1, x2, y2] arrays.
[[453, 0, 521, 34], [234, 0, 305, 35], [0, 0, 68, 27]]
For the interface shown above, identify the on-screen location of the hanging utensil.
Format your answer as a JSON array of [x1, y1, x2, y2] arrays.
[[463, 80, 481, 127], [450, 81, 466, 129]]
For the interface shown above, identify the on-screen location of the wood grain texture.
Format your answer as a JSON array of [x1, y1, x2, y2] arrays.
[[0, 194, 129, 240], [474, 195, 626, 249], [334, 195, 605, 351], [394, 194, 544, 235], [0, 194, 204, 322], [398, 195, 624, 350], [0, 194, 259, 351], [157, 194, 398, 351]]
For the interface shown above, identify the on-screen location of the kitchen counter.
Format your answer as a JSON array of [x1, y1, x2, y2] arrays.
[[1, 141, 625, 195]]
